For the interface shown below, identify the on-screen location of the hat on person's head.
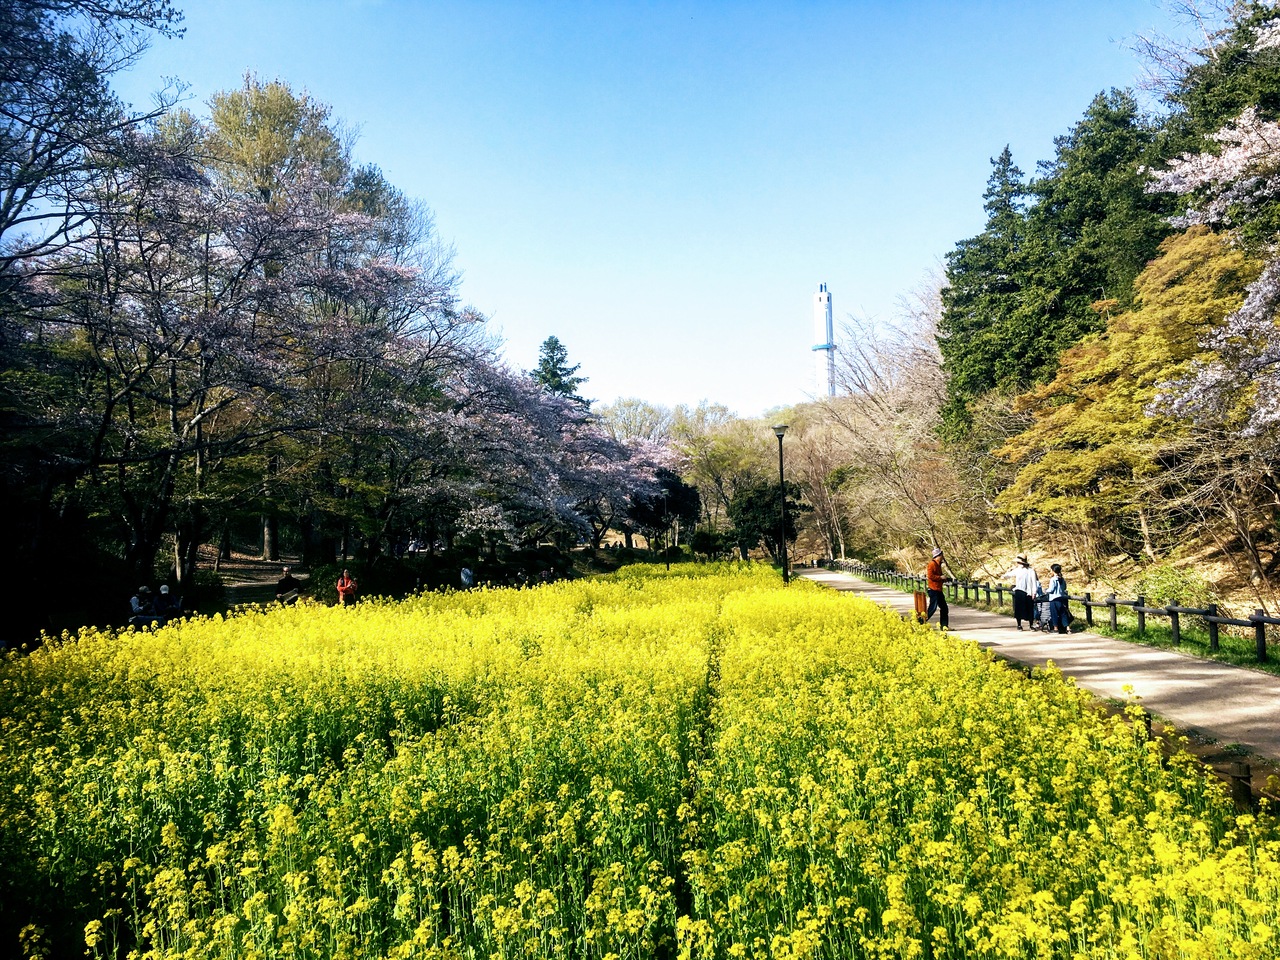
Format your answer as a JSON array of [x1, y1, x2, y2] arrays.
[[139, 585, 150, 594], [932, 547, 943, 558], [1017, 555, 1029, 565], [159, 585, 169, 594]]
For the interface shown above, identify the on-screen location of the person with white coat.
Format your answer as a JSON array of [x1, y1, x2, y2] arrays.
[[1006, 555, 1040, 631]]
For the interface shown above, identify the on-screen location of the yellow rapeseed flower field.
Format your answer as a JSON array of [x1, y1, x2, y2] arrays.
[[0, 564, 1276, 959]]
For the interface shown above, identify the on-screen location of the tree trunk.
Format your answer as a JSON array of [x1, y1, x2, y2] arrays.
[[180, 533, 201, 588], [1137, 507, 1157, 561], [212, 523, 230, 573], [1229, 500, 1268, 589], [262, 514, 278, 561], [301, 513, 337, 568], [591, 519, 607, 550], [124, 495, 172, 588], [173, 506, 207, 587]]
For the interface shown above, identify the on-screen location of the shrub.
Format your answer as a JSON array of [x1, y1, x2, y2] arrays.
[[1132, 561, 1217, 609]]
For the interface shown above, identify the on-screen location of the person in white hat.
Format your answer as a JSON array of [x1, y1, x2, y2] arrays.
[[153, 583, 181, 623], [1006, 555, 1040, 631]]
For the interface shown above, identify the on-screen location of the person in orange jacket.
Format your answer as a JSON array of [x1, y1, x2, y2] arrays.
[[925, 546, 950, 629], [336, 568, 358, 606]]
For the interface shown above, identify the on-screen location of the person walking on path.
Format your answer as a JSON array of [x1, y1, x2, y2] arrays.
[[1007, 555, 1040, 631], [925, 547, 950, 630], [1047, 563, 1071, 634], [336, 569, 358, 606]]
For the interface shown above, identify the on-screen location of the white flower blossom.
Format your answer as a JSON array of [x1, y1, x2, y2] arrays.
[[1146, 107, 1280, 226], [1148, 107, 1280, 433], [1253, 16, 1280, 52]]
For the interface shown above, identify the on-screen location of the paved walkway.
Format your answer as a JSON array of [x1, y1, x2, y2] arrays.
[[800, 569, 1280, 763]]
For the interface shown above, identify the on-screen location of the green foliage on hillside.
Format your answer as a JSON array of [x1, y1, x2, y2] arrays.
[[939, 91, 1173, 437], [995, 228, 1259, 552]]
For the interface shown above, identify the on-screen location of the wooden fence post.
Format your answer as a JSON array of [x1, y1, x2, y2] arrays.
[[996, 584, 1004, 606], [1109, 595, 1117, 631], [1170, 607, 1180, 646], [1228, 762, 1254, 810], [1084, 592, 1093, 628], [984, 582, 992, 606], [1255, 610, 1268, 663], [1136, 595, 1146, 635], [1208, 604, 1219, 653]]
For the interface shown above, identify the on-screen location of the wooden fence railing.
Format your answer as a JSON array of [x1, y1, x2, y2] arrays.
[[832, 560, 1277, 663]]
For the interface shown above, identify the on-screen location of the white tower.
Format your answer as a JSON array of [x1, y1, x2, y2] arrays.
[[812, 283, 835, 397]]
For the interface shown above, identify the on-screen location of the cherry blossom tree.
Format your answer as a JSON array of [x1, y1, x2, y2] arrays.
[[1148, 103, 1280, 432], [439, 360, 665, 551], [1141, 9, 1280, 593], [39, 126, 435, 583], [0, 0, 184, 275]]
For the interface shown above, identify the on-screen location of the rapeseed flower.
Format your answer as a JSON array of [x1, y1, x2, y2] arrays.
[[0, 564, 1275, 958]]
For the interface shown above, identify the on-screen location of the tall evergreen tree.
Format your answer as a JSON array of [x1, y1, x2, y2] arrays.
[[1024, 89, 1173, 356], [937, 146, 1029, 435], [533, 335, 588, 405], [938, 92, 1172, 437]]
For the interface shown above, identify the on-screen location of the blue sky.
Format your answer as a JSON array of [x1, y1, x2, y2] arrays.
[[114, 0, 1184, 416]]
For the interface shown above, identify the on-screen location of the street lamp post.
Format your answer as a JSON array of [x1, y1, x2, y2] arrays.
[[773, 424, 789, 584]]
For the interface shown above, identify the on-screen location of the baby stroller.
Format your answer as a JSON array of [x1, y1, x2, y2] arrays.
[[1032, 590, 1054, 632]]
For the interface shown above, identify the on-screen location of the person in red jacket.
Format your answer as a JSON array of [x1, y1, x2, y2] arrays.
[[336, 569, 358, 606], [925, 546, 950, 629]]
